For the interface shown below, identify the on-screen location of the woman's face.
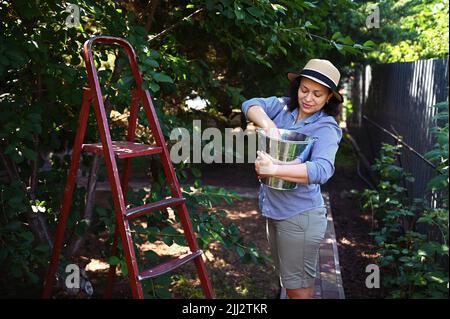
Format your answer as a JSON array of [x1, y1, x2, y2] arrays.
[[297, 77, 333, 117]]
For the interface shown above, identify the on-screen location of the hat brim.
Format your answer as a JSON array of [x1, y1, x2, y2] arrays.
[[287, 72, 343, 102]]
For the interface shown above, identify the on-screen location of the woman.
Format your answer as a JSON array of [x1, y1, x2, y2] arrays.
[[241, 59, 343, 299]]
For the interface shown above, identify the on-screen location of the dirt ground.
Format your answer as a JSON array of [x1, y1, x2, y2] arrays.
[[69, 195, 277, 299], [322, 163, 385, 299]]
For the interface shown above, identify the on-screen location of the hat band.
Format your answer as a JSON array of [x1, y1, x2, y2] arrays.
[[299, 69, 337, 91]]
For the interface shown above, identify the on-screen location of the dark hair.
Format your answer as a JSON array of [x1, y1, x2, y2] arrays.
[[288, 76, 342, 118]]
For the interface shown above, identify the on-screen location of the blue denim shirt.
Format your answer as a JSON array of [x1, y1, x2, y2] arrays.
[[242, 96, 343, 220]]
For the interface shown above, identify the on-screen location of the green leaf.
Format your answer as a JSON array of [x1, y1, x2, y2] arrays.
[[148, 82, 160, 92], [278, 45, 287, 55], [332, 32, 343, 41], [144, 250, 160, 263], [304, 2, 317, 8], [155, 274, 171, 286], [120, 259, 128, 276], [108, 256, 120, 266], [143, 58, 159, 68], [271, 4, 287, 14], [152, 72, 173, 83], [333, 42, 344, 51], [432, 101, 449, 110], [304, 21, 313, 28], [246, 7, 263, 17], [343, 46, 360, 55], [162, 236, 174, 246], [174, 236, 186, 246], [363, 40, 376, 47], [236, 246, 245, 258], [119, 75, 134, 87], [433, 112, 448, 120], [234, 3, 245, 20], [341, 36, 353, 45]]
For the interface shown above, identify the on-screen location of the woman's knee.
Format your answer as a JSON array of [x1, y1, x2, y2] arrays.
[[286, 287, 315, 299]]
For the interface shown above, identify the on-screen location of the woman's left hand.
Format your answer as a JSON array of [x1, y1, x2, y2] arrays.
[[255, 151, 277, 177]]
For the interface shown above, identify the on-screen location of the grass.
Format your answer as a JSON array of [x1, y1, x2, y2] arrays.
[[171, 273, 269, 299]]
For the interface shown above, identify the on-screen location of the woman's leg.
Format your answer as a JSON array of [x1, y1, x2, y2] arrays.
[[266, 218, 280, 282], [270, 208, 328, 299]]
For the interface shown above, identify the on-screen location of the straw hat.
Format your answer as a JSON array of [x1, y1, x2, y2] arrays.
[[287, 59, 343, 102]]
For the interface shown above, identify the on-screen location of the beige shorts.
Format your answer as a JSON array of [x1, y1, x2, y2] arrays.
[[266, 207, 328, 289]]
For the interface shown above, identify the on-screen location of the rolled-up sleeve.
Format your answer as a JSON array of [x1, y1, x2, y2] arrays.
[[242, 96, 283, 120], [305, 125, 342, 185]]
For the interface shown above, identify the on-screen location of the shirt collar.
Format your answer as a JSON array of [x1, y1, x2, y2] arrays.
[[290, 108, 325, 125]]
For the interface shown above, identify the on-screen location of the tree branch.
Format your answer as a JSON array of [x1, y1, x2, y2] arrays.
[[363, 115, 441, 174], [0, 149, 17, 182], [145, 0, 160, 33], [148, 7, 205, 42]]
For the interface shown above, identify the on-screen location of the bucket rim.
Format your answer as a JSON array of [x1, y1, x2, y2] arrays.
[[257, 128, 317, 145]]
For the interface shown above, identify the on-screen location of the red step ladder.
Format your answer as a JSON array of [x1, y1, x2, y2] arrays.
[[42, 36, 214, 299]]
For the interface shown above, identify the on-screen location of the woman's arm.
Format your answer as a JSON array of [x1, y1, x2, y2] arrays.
[[242, 97, 285, 138], [246, 106, 280, 138], [255, 151, 309, 184], [256, 123, 342, 186], [274, 162, 309, 184]]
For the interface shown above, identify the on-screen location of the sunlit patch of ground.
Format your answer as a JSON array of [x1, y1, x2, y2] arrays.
[[78, 198, 277, 299]]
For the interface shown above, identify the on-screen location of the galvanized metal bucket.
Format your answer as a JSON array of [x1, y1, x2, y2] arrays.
[[257, 128, 317, 190]]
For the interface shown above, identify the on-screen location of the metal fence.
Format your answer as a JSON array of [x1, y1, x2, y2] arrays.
[[348, 58, 449, 200]]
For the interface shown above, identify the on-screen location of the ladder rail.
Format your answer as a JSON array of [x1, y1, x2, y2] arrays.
[[83, 37, 145, 299], [83, 36, 143, 89], [42, 88, 93, 298], [105, 88, 140, 298]]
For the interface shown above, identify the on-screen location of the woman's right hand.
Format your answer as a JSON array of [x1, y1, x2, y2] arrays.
[[264, 126, 281, 139], [247, 105, 281, 139]]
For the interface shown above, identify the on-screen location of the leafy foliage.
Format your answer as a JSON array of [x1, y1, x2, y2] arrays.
[[362, 0, 449, 62], [353, 102, 449, 298]]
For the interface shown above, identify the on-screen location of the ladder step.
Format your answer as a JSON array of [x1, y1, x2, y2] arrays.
[[125, 197, 185, 220], [138, 250, 203, 281], [82, 141, 163, 159]]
